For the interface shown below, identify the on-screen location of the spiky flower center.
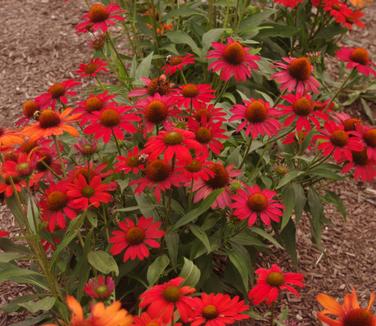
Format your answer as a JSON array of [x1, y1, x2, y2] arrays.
[[168, 56, 183, 66], [195, 127, 212, 144], [206, 163, 229, 189], [126, 156, 140, 167], [343, 118, 361, 131], [185, 159, 203, 173], [86, 96, 104, 112], [146, 322, 159, 326], [147, 78, 170, 96], [36, 153, 52, 171], [293, 97, 313, 116], [202, 304, 219, 320], [288, 57, 312, 81], [39, 110, 61, 128], [350, 48, 370, 65], [266, 272, 285, 287], [163, 286, 181, 303], [23, 100, 39, 118], [81, 185, 95, 198], [0, 128, 4, 137], [363, 129, 376, 147], [99, 109, 120, 127], [247, 192, 268, 212], [47, 191, 68, 211], [79, 144, 97, 156], [245, 101, 268, 123], [182, 84, 199, 98], [84, 63, 99, 75], [330, 130, 349, 147], [343, 308, 374, 326], [48, 83, 66, 99], [163, 131, 183, 145], [88, 3, 109, 23], [145, 160, 171, 182], [194, 109, 212, 122], [223, 42, 245, 65], [352, 149, 368, 166], [95, 285, 109, 296], [145, 100, 168, 124], [126, 226, 145, 245], [16, 162, 32, 176]]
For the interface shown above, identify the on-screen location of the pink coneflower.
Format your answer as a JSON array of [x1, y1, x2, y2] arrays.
[[74, 138, 98, 157], [190, 293, 250, 326], [84, 275, 115, 300], [180, 158, 215, 184], [76, 58, 109, 78], [192, 103, 227, 124], [188, 118, 227, 155], [139, 277, 195, 323], [67, 162, 113, 182], [36, 79, 81, 108], [230, 98, 281, 138], [314, 121, 363, 163], [207, 38, 260, 81], [356, 124, 376, 159], [193, 162, 240, 209], [273, 57, 320, 94], [67, 174, 117, 211], [231, 185, 284, 227], [278, 94, 326, 131], [76, 2, 124, 33], [248, 264, 304, 305], [128, 75, 175, 98], [109, 217, 164, 261], [336, 47, 376, 77], [342, 149, 376, 182], [143, 128, 204, 163], [175, 84, 215, 110], [84, 106, 140, 143], [130, 158, 182, 202], [115, 147, 145, 174], [162, 54, 195, 76]]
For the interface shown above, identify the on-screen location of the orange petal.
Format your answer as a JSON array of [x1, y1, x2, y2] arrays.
[[367, 292, 376, 311], [316, 293, 344, 316], [66, 295, 83, 322], [316, 312, 342, 326]]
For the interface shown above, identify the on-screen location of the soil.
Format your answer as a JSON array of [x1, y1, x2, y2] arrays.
[[0, 1, 375, 325]]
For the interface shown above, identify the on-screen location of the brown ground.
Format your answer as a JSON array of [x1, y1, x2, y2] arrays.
[[0, 1, 375, 325]]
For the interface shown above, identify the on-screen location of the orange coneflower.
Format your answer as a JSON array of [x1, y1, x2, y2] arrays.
[[0, 128, 23, 151], [316, 288, 376, 326], [22, 108, 81, 140], [350, 0, 373, 8]]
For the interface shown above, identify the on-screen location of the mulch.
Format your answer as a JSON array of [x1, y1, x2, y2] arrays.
[[0, 1, 375, 325]]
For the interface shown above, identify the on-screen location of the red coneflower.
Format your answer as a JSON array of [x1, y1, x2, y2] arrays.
[[39, 182, 77, 232], [274, 0, 303, 8], [231, 185, 284, 227], [109, 216, 164, 261], [36, 79, 80, 108], [76, 58, 109, 78], [0, 230, 9, 238], [84, 275, 115, 300], [175, 83, 215, 110], [356, 124, 376, 160], [67, 174, 117, 211], [133, 312, 174, 326], [192, 103, 227, 124], [190, 293, 250, 326], [0, 171, 26, 198], [316, 289, 376, 326], [273, 57, 320, 94], [162, 54, 195, 76], [330, 3, 365, 30], [180, 158, 215, 183], [208, 38, 260, 81], [76, 2, 125, 33], [115, 147, 145, 174], [84, 106, 140, 143], [336, 47, 376, 77], [248, 264, 304, 305], [139, 277, 195, 323], [17, 99, 41, 126], [342, 149, 376, 181], [128, 75, 175, 98], [230, 98, 281, 138]]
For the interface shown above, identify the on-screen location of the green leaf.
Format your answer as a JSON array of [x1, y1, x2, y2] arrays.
[[238, 9, 275, 35], [276, 170, 302, 189], [293, 183, 306, 222], [134, 192, 157, 218], [231, 230, 266, 247], [18, 297, 56, 314], [279, 219, 298, 266], [10, 314, 50, 326], [179, 258, 201, 287], [202, 28, 226, 54], [307, 187, 324, 245], [280, 184, 295, 231], [166, 31, 201, 57], [361, 98, 375, 124], [147, 255, 170, 285], [165, 231, 179, 268], [164, 6, 206, 20], [324, 191, 346, 219], [88, 250, 119, 276], [258, 24, 299, 38], [0, 238, 29, 254], [227, 243, 251, 292], [0, 263, 48, 290], [0, 252, 25, 263], [173, 189, 223, 230], [135, 51, 154, 84], [189, 225, 211, 253], [251, 227, 283, 249]]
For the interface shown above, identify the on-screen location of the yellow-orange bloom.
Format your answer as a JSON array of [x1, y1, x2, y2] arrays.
[[316, 289, 376, 326], [0, 128, 23, 151], [22, 108, 81, 141], [350, 0, 373, 8]]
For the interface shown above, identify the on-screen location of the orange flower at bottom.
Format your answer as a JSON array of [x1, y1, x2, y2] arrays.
[[316, 289, 376, 326]]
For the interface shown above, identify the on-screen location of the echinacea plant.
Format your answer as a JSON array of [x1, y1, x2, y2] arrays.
[[1, 0, 376, 325]]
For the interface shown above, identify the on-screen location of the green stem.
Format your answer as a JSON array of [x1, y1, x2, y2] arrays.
[[239, 136, 253, 169], [112, 129, 122, 155], [53, 136, 66, 177]]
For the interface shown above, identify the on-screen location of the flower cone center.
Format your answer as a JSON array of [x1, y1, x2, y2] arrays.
[[36, 153, 52, 171], [86, 96, 104, 112], [147, 78, 170, 96], [352, 149, 368, 166], [48, 83, 65, 99], [17, 162, 32, 176], [266, 272, 285, 287], [145, 160, 171, 182], [363, 129, 376, 147], [23, 100, 39, 118], [47, 191, 68, 211], [330, 130, 349, 147], [127, 156, 140, 167], [126, 226, 145, 245], [95, 285, 109, 296], [196, 127, 212, 144], [288, 57, 312, 81], [182, 84, 199, 98], [185, 159, 203, 173], [343, 118, 361, 131], [39, 110, 61, 128], [223, 42, 245, 65], [202, 304, 219, 320], [84, 63, 99, 75], [293, 97, 313, 116], [343, 308, 374, 326], [163, 286, 181, 303], [168, 56, 183, 66], [245, 101, 268, 123], [145, 100, 168, 124], [206, 163, 229, 189], [89, 3, 110, 23], [350, 48, 369, 65], [81, 185, 95, 198], [247, 192, 268, 212], [163, 131, 183, 145], [194, 109, 212, 122], [100, 109, 121, 127]]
